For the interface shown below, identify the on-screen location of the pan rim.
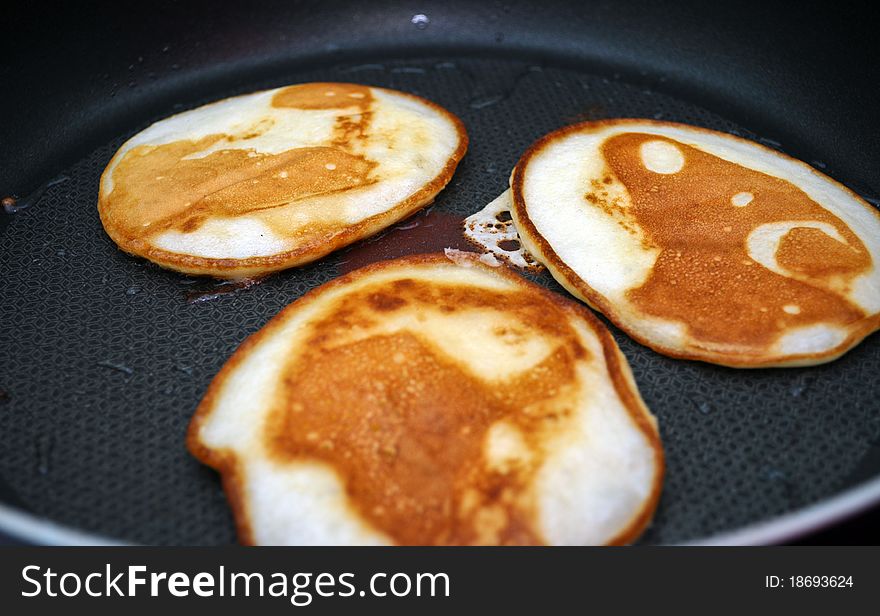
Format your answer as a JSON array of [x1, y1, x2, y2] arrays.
[[2, 474, 880, 545]]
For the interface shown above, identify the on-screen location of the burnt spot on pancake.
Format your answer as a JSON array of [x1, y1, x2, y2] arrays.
[[367, 291, 408, 311], [392, 278, 416, 290], [597, 133, 870, 347], [583, 177, 644, 242], [332, 112, 374, 147], [263, 278, 590, 545], [180, 214, 206, 234], [229, 117, 276, 141]]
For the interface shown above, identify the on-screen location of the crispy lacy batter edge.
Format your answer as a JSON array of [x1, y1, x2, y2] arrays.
[[98, 84, 469, 279], [510, 118, 880, 368], [186, 252, 664, 546]]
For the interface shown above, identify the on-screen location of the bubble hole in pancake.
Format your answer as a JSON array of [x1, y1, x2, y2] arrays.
[[99, 83, 467, 278], [510, 119, 880, 367], [187, 253, 663, 545]]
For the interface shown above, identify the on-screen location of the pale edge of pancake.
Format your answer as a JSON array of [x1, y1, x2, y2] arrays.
[[98, 85, 468, 278], [186, 253, 664, 545], [510, 119, 880, 368]]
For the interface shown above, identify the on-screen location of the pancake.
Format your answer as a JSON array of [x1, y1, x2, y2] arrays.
[[98, 83, 467, 278], [187, 252, 663, 545], [511, 119, 880, 367]]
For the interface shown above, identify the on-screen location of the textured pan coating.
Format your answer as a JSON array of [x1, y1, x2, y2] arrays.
[[511, 120, 880, 367], [187, 253, 663, 545], [99, 83, 467, 278]]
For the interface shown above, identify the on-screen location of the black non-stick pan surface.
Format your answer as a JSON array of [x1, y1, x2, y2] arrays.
[[2, 1, 879, 545]]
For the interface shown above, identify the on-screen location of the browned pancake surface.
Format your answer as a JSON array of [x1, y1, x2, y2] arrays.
[[187, 254, 664, 545], [510, 120, 880, 366], [99, 83, 467, 277], [602, 133, 869, 348], [264, 278, 588, 545]]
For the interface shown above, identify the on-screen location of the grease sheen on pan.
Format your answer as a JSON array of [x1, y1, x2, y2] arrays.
[[511, 120, 880, 367], [99, 83, 467, 278], [187, 253, 663, 545]]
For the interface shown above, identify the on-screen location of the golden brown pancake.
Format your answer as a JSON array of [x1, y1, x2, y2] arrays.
[[511, 119, 880, 367], [187, 253, 663, 545], [99, 83, 467, 278]]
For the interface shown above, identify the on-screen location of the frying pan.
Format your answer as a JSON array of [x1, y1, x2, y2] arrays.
[[2, 0, 879, 545]]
